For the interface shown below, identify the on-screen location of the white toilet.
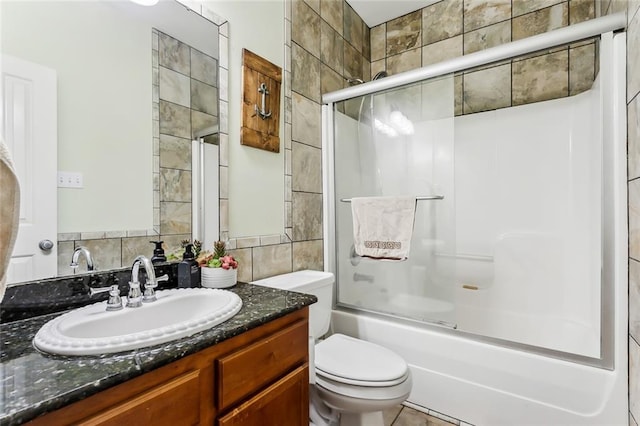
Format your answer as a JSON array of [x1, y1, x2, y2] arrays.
[[252, 270, 412, 426]]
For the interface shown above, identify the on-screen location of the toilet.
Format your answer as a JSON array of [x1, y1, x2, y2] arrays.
[[252, 270, 412, 426]]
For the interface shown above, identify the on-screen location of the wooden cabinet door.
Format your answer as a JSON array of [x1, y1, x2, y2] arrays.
[[217, 364, 309, 426], [80, 370, 201, 426]]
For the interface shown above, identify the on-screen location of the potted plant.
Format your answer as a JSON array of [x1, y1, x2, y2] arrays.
[[196, 241, 238, 288]]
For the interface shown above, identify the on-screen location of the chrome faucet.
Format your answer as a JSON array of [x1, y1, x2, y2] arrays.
[[70, 246, 95, 272], [129, 255, 168, 307]]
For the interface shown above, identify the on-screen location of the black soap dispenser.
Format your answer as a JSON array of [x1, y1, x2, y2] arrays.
[[178, 243, 200, 288], [150, 240, 166, 263]]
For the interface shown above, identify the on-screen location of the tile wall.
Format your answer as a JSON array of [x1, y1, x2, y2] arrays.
[[370, 0, 597, 116], [604, 0, 640, 423]]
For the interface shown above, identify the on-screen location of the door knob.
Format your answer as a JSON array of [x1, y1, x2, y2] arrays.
[[39, 239, 55, 251]]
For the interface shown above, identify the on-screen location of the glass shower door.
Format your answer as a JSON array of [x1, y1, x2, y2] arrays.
[[333, 74, 457, 327]]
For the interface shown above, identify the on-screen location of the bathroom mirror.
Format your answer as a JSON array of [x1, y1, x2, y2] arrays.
[[1, 0, 222, 284]]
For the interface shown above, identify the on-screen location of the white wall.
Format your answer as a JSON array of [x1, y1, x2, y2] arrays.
[[202, 0, 285, 238], [2, 1, 152, 233]]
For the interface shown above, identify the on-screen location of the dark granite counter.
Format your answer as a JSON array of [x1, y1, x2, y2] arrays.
[[0, 282, 316, 425]]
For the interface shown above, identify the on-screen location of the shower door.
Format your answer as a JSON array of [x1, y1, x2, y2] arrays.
[[332, 75, 457, 327]]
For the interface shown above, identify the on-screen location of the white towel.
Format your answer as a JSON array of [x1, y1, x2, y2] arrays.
[[0, 137, 20, 302], [351, 196, 416, 261]]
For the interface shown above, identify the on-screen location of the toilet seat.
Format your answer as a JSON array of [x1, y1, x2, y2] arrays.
[[315, 334, 409, 387]]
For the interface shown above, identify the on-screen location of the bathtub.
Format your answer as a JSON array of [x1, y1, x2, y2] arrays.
[[330, 305, 628, 425]]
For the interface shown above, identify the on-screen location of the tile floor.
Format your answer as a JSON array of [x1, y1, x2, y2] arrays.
[[383, 405, 457, 426]]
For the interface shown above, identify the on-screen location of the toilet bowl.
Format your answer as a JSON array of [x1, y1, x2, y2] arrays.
[[251, 271, 412, 426]]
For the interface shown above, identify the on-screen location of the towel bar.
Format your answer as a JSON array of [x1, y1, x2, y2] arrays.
[[339, 195, 444, 202]]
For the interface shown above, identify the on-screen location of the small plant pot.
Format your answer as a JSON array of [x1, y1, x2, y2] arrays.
[[201, 267, 237, 289]]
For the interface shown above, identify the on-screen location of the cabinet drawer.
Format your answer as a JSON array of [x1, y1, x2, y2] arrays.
[[217, 364, 309, 426], [217, 319, 307, 411], [81, 370, 201, 426]]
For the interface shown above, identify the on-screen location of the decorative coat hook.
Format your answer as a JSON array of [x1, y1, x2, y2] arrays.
[[255, 83, 272, 120]]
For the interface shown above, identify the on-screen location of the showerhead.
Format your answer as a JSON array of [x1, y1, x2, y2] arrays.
[[373, 71, 388, 80]]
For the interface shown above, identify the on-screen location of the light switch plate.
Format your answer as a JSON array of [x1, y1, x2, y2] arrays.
[[57, 171, 83, 188]]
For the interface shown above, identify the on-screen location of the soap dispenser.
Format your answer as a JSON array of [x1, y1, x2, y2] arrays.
[[150, 240, 166, 263], [178, 243, 200, 288]]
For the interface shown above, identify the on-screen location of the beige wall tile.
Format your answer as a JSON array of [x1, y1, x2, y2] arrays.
[[159, 67, 190, 107], [191, 110, 217, 138], [321, 20, 344, 74], [422, 35, 463, 67], [513, 0, 564, 17], [512, 3, 568, 41], [78, 238, 123, 271], [159, 32, 190, 75], [344, 41, 363, 80], [630, 0, 640, 25], [631, 259, 640, 343], [292, 142, 322, 193], [386, 10, 422, 56], [512, 50, 568, 106], [121, 236, 154, 266], [159, 100, 191, 139], [569, 0, 595, 24], [303, 0, 319, 14], [387, 47, 422, 75], [569, 43, 595, 95], [321, 0, 343, 35], [321, 63, 344, 95], [160, 202, 191, 235], [160, 234, 190, 255], [190, 49, 217, 87], [228, 247, 252, 282], [464, 20, 511, 54], [371, 59, 386, 79], [344, 2, 364, 53], [190, 80, 218, 116], [371, 24, 386, 62], [363, 24, 371, 61], [160, 169, 191, 202], [292, 240, 323, 271], [160, 134, 191, 170], [293, 0, 320, 58], [292, 43, 321, 102], [252, 243, 293, 280], [463, 0, 511, 32], [630, 179, 640, 260], [630, 95, 640, 180], [631, 337, 640, 422], [57, 241, 75, 276], [292, 92, 321, 147], [292, 192, 323, 240], [463, 64, 511, 114], [422, 0, 463, 45]]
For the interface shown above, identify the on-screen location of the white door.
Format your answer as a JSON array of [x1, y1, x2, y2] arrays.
[[1, 54, 57, 283]]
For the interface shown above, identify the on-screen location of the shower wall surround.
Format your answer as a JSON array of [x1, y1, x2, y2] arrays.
[[370, 0, 597, 115]]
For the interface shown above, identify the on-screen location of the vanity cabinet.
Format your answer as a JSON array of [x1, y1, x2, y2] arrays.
[[27, 308, 309, 426]]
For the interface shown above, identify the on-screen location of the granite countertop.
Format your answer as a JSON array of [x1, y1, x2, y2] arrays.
[[0, 282, 316, 425]]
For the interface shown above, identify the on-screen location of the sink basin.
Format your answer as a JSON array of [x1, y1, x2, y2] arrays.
[[34, 288, 242, 356]]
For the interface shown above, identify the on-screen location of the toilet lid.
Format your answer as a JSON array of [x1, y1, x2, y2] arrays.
[[315, 334, 408, 385]]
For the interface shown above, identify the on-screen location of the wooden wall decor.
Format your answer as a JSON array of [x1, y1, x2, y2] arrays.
[[241, 49, 282, 153]]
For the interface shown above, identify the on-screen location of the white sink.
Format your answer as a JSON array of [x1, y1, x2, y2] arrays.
[[34, 288, 242, 356]]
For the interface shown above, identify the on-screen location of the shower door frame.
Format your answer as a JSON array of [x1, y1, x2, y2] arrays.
[[322, 14, 628, 370]]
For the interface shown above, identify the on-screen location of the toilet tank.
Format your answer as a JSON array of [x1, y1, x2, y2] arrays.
[[251, 270, 334, 339]]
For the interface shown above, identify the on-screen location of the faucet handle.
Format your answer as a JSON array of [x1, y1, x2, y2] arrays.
[[89, 285, 123, 311], [142, 274, 168, 303]]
